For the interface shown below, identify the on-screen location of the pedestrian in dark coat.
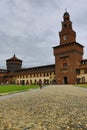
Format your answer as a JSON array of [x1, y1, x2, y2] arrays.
[[38, 80, 42, 89]]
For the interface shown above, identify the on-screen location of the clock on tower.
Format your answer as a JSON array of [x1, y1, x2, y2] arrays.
[[63, 35, 66, 40]]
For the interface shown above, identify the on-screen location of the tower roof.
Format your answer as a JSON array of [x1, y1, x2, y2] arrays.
[[63, 11, 70, 21], [63, 11, 69, 17], [6, 54, 22, 62]]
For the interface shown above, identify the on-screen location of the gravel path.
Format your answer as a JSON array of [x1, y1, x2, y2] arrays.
[[0, 85, 87, 130]]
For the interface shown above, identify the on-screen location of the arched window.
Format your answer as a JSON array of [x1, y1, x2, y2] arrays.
[[63, 62, 67, 67]]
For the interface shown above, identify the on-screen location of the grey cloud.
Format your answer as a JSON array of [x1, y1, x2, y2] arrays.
[[29, 0, 61, 9], [0, 0, 87, 68]]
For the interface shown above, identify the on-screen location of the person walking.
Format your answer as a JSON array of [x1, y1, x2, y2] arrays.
[[38, 80, 42, 89]]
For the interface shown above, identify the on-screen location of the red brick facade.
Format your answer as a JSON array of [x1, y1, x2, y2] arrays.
[[53, 11, 83, 84]]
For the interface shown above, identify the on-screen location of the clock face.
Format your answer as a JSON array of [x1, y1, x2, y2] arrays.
[[63, 35, 66, 40]]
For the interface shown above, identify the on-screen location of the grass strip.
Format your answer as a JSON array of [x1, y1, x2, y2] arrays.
[[76, 84, 87, 88], [0, 85, 39, 94]]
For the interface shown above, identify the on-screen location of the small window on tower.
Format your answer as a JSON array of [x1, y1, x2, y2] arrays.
[[64, 24, 67, 28]]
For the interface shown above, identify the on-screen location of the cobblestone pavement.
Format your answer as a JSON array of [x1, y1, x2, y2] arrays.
[[0, 85, 87, 130]]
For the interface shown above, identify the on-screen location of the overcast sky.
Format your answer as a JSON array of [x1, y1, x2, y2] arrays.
[[0, 0, 87, 68]]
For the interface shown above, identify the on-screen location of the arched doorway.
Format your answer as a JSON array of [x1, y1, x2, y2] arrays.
[[82, 77, 85, 84], [63, 77, 68, 84]]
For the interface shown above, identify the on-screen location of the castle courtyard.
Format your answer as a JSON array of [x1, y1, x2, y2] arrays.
[[0, 85, 87, 130]]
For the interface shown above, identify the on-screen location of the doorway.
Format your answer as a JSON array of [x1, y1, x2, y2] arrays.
[[63, 76, 68, 84]]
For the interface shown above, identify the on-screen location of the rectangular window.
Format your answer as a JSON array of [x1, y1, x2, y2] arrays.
[[84, 68, 87, 74], [76, 69, 80, 74]]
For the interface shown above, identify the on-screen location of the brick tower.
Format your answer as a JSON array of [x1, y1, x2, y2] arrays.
[[6, 54, 22, 72], [53, 11, 84, 84]]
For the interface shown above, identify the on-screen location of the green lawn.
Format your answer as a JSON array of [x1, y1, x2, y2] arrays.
[[0, 85, 39, 94], [77, 84, 87, 88]]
